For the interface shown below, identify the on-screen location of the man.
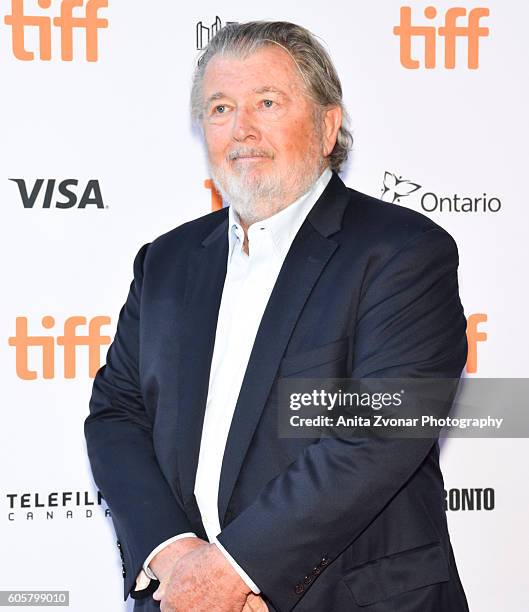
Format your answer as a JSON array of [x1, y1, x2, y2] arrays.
[[85, 21, 469, 612]]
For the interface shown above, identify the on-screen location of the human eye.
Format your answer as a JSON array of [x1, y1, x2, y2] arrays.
[[262, 99, 275, 109], [213, 104, 228, 114]]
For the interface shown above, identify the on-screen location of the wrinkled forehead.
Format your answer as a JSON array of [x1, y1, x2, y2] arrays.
[[201, 44, 308, 101]]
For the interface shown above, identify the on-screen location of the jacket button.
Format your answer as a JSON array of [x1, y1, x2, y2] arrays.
[[122, 569, 126, 577], [117, 540, 121, 549], [303, 575, 312, 585], [320, 556, 330, 566], [295, 584, 304, 594]]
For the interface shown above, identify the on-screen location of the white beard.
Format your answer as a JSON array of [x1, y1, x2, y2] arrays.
[[207, 145, 325, 225]]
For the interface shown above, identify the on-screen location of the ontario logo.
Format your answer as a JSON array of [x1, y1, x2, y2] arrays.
[[381, 171, 502, 213]]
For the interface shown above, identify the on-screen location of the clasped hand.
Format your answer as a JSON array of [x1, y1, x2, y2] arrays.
[[151, 539, 268, 612]]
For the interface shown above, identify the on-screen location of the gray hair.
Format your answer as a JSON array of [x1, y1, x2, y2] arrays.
[[190, 21, 353, 173]]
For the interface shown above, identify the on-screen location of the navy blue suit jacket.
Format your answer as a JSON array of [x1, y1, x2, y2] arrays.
[[85, 171, 469, 611]]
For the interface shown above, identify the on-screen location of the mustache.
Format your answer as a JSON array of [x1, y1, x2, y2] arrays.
[[227, 148, 275, 161]]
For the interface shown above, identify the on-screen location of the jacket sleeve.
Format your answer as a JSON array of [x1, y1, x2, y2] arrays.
[[216, 227, 468, 612], [84, 242, 194, 601]]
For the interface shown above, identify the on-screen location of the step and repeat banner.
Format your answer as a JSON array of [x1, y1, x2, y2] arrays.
[[1, 1, 527, 610]]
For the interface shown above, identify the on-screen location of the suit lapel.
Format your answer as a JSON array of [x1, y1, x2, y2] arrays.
[[175, 213, 229, 513], [217, 171, 351, 527]]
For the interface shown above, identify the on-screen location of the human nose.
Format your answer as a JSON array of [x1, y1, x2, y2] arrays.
[[232, 105, 260, 142]]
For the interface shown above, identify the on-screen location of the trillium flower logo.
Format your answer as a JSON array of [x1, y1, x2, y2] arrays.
[[381, 172, 421, 203]]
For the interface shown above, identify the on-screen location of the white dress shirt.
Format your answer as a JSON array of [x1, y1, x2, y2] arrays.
[[134, 167, 333, 593]]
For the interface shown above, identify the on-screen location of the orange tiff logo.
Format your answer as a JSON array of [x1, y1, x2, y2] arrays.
[[205, 179, 223, 211], [394, 6, 489, 69], [8, 316, 111, 379], [466, 313, 487, 374], [4, 0, 108, 61]]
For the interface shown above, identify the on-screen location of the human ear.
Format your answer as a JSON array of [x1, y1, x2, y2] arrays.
[[321, 105, 342, 157]]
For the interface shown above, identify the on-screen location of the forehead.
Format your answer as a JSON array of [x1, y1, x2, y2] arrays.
[[202, 44, 305, 98]]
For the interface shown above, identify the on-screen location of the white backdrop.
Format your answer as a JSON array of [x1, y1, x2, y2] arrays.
[[1, 1, 527, 610]]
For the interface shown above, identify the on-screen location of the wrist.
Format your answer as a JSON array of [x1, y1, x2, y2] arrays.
[[209, 543, 252, 596], [150, 537, 202, 579]]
